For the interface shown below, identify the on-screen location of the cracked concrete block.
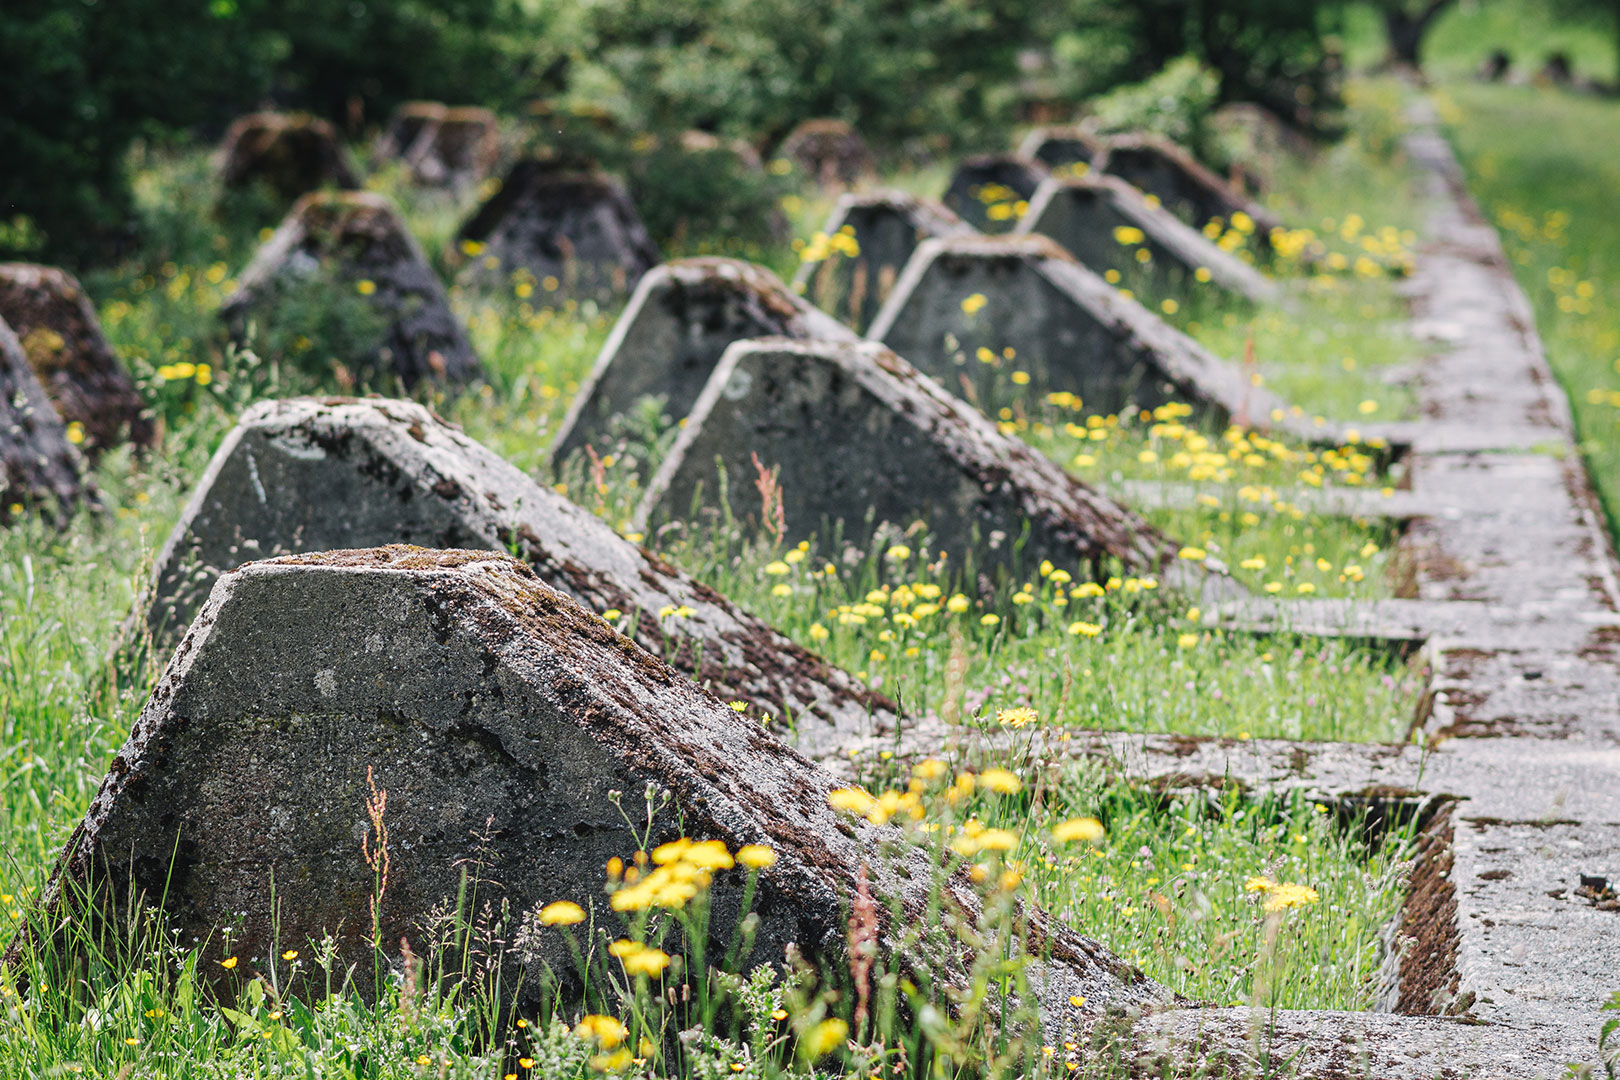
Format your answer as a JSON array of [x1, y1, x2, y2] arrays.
[[382, 104, 499, 190], [1015, 127, 1105, 171], [636, 338, 1190, 584], [0, 263, 152, 455], [792, 190, 976, 333], [217, 112, 361, 208], [940, 155, 1049, 233], [1094, 133, 1284, 252], [23, 546, 1169, 1032], [777, 119, 875, 189], [139, 397, 892, 760], [1017, 174, 1279, 305], [222, 191, 482, 388], [452, 163, 659, 303], [867, 234, 1306, 434], [550, 258, 856, 467], [1, 316, 88, 526]]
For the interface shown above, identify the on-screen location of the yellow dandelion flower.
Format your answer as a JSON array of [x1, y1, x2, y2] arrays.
[[960, 293, 988, 315], [1052, 817, 1105, 844], [355, 279, 377, 296], [997, 706, 1038, 728], [540, 900, 586, 926], [801, 1017, 848, 1060], [980, 767, 1022, 794], [622, 947, 671, 977], [736, 844, 777, 869]]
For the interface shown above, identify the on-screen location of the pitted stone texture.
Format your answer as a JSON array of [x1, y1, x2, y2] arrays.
[[550, 259, 855, 467], [940, 155, 1049, 233], [453, 163, 659, 303], [1094, 133, 1283, 250], [223, 191, 481, 388], [1015, 127, 1105, 171], [140, 397, 893, 760], [378, 103, 499, 189], [866, 234, 1310, 435], [0, 264, 151, 455], [793, 191, 975, 333], [28, 548, 1168, 1031], [1, 317, 87, 525], [1017, 174, 1279, 305], [217, 112, 360, 207], [777, 119, 875, 189], [1131, 1007, 1592, 1078], [636, 338, 1185, 584]]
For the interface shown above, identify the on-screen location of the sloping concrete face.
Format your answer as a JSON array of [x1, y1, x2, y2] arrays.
[[222, 191, 482, 388], [1016, 126, 1105, 171], [793, 191, 976, 333], [1095, 133, 1283, 248], [866, 234, 1302, 432], [636, 338, 1180, 582], [941, 155, 1050, 233], [139, 397, 894, 760], [1018, 175, 1279, 305], [0, 263, 152, 456], [0, 316, 86, 526], [549, 258, 856, 468], [25, 547, 1168, 1032], [453, 163, 660, 302]]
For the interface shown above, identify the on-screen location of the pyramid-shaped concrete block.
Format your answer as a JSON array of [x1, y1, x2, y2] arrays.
[[0, 264, 152, 456], [223, 191, 482, 388], [777, 119, 875, 189], [1095, 134, 1283, 251], [453, 163, 659, 302], [376, 101, 445, 162], [867, 235, 1309, 435], [1, 317, 88, 525], [792, 190, 976, 332], [941, 155, 1049, 233], [217, 112, 360, 208], [637, 338, 1185, 583], [550, 258, 856, 467], [1016, 126, 1105, 171], [139, 397, 891, 760], [1017, 175, 1279, 305], [24, 546, 1168, 1027], [387, 104, 499, 189]]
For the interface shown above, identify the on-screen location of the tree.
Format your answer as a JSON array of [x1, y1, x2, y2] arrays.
[[1372, 0, 1456, 71]]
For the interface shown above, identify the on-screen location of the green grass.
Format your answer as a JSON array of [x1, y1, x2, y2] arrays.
[[0, 75, 1457, 1077], [1441, 81, 1620, 543]]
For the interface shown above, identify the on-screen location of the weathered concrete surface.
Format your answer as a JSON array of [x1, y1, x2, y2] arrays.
[[375, 101, 443, 163], [866, 234, 1311, 436], [777, 119, 875, 188], [0, 317, 87, 525], [28, 547, 1169, 1033], [550, 259, 855, 467], [1015, 126, 1104, 171], [636, 338, 1195, 586], [452, 163, 659, 302], [379, 104, 499, 190], [222, 191, 481, 388], [217, 112, 360, 207], [940, 155, 1049, 233], [139, 397, 896, 760], [0, 264, 152, 455], [1017, 173, 1280, 305], [1094, 133, 1284, 251], [793, 190, 975, 332]]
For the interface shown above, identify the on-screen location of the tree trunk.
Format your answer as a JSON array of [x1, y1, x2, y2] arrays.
[[1383, 1, 1455, 71]]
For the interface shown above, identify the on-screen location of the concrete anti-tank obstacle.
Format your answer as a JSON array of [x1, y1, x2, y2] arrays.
[[776, 118, 876, 189], [386, 104, 499, 189], [20, 546, 1169, 1030], [0, 316, 88, 526], [222, 191, 482, 388], [138, 397, 894, 760], [0, 264, 152, 456], [1016, 174, 1280, 306], [549, 258, 856, 468], [940, 154, 1050, 233], [452, 162, 659, 303], [375, 101, 445, 163], [1015, 126, 1105, 171], [217, 112, 361, 208], [792, 190, 976, 333], [1094, 133, 1284, 252], [867, 234, 1314, 438], [637, 338, 1222, 592]]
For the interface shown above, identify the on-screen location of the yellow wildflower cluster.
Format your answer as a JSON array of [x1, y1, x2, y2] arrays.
[[796, 226, 861, 264], [973, 183, 1029, 222], [155, 360, 212, 385], [1244, 875, 1321, 913], [605, 838, 775, 913]]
